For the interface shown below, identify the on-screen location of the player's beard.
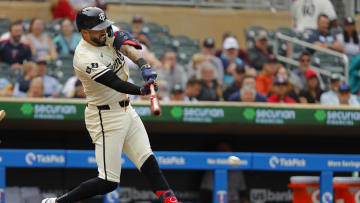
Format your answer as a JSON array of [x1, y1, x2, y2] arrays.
[[90, 34, 106, 46]]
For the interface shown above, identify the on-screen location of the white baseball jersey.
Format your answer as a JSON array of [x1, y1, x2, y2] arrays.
[[73, 28, 153, 183], [73, 32, 129, 106], [291, 0, 337, 32]]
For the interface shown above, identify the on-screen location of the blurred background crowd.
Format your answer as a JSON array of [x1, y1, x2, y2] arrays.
[[0, 0, 359, 107]]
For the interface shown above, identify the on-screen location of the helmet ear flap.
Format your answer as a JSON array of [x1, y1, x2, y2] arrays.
[[107, 26, 113, 37]]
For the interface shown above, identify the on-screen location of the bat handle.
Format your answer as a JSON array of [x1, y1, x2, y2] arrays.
[[150, 84, 156, 95]]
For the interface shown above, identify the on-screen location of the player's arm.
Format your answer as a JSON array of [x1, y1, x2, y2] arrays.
[[112, 30, 156, 82], [95, 70, 142, 95], [75, 58, 154, 95], [94, 70, 156, 95]]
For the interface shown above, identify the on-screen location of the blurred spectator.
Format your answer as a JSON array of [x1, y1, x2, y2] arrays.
[[307, 14, 344, 53], [216, 32, 250, 65], [184, 77, 201, 102], [276, 65, 299, 102], [197, 61, 222, 101], [27, 77, 44, 98], [0, 20, 27, 43], [124, 27, 161, 70], [349, 54, 360, 95], [255, 55, 279, 96], [73, 79, 86, 98], [53, 18, 81, 55], [337, 84, 359, 106], [13, 61, 38, 97], [289, 51, 311, 93], [299, 69, 323, 103], [336, 17, 360, 57], [186, 53, 210, 79], [0, 20, 32, 69], [26, 18, 58, 60], [320, 73, 342, 105], [223, 64, 246, 101], [247, 30, 273, 71], [291, 0, 337, 32], [267, 77, 296, 103], [50, 0, 76, 21], [70, 0, 96, 12], [37, 60, 61, 97], [0, 77, 12, 97], [170, 84, 185, 101], [219, 37, 245, 85], [200, 38, 224, 84], [228, 75, 267, 102], [276, 65, 288, 79], [157, 80, 170, 101], [200, 142, 248, 203], [131, 14, 150, 48], [62, 74, 77, 98], [157, 50, 187, 91]]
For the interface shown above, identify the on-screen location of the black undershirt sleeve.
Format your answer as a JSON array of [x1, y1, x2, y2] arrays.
[[94, 70, 141, 95]]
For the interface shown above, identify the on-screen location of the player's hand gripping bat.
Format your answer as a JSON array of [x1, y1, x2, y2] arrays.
[[150, 84, 161, 116]]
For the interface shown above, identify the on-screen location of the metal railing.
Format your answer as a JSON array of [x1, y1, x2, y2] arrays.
[[105, 0, 292, 10], [274, 32, 349, 83]]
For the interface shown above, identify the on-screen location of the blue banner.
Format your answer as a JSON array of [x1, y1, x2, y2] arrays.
[[1, 150, 360, 203], [318, 155, 360, 171], [154, 152, 251, 170], [64, 151, 252, 170], [1, 150, 360, 171], [252, 153, 360, 171], [0, 150, 65, 167]]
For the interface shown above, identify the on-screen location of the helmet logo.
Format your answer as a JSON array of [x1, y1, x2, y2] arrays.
[[99, 13, 106, 21]]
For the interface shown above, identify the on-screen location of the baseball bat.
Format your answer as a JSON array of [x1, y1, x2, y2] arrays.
[[150, 84, 161, 116], [0, 110, 5, 121]]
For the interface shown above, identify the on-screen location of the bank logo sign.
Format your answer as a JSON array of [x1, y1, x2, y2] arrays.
[[269, 156, 306, 169], [133, 106, 152, 117], [216, 190, 227, 203], [322, 192, 333, 203], [157, 156, 185, 165], [327, 159, 360, 169], [250, 189, 292, 203], [314, 110, 360, 126], [25, 152, 65, 165], [170, 107, 224, 123], [207, 157, 248, 167], [20, 103, 77, 120], [243, 108, 296, 124]]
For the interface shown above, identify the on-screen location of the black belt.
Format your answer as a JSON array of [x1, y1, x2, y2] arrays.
[[92, 100, 130, 110]]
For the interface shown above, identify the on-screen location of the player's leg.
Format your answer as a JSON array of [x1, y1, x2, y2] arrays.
[[122, 107, 181, 203], [44, 109, 128, 203]]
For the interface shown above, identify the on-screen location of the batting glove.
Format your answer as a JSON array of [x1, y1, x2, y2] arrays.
[[140, 79, 158, 95], [141, 64, 157, 82]]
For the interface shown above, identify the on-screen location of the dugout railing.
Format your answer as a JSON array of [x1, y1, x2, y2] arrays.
[[1, 150, 360, 203]]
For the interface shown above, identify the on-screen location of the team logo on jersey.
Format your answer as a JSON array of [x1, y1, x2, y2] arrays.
[[99, 13, 106, 21], [86, 63, 99, 74], [91, 63, 99, 68]]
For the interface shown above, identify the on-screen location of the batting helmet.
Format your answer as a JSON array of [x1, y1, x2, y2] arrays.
[[76, 7, 113, 32]]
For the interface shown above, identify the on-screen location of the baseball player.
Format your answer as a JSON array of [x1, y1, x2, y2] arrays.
[[42, 7, 181, 203]]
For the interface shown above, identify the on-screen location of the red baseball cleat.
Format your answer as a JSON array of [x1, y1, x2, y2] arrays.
[[159, 190, 182, 203]]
